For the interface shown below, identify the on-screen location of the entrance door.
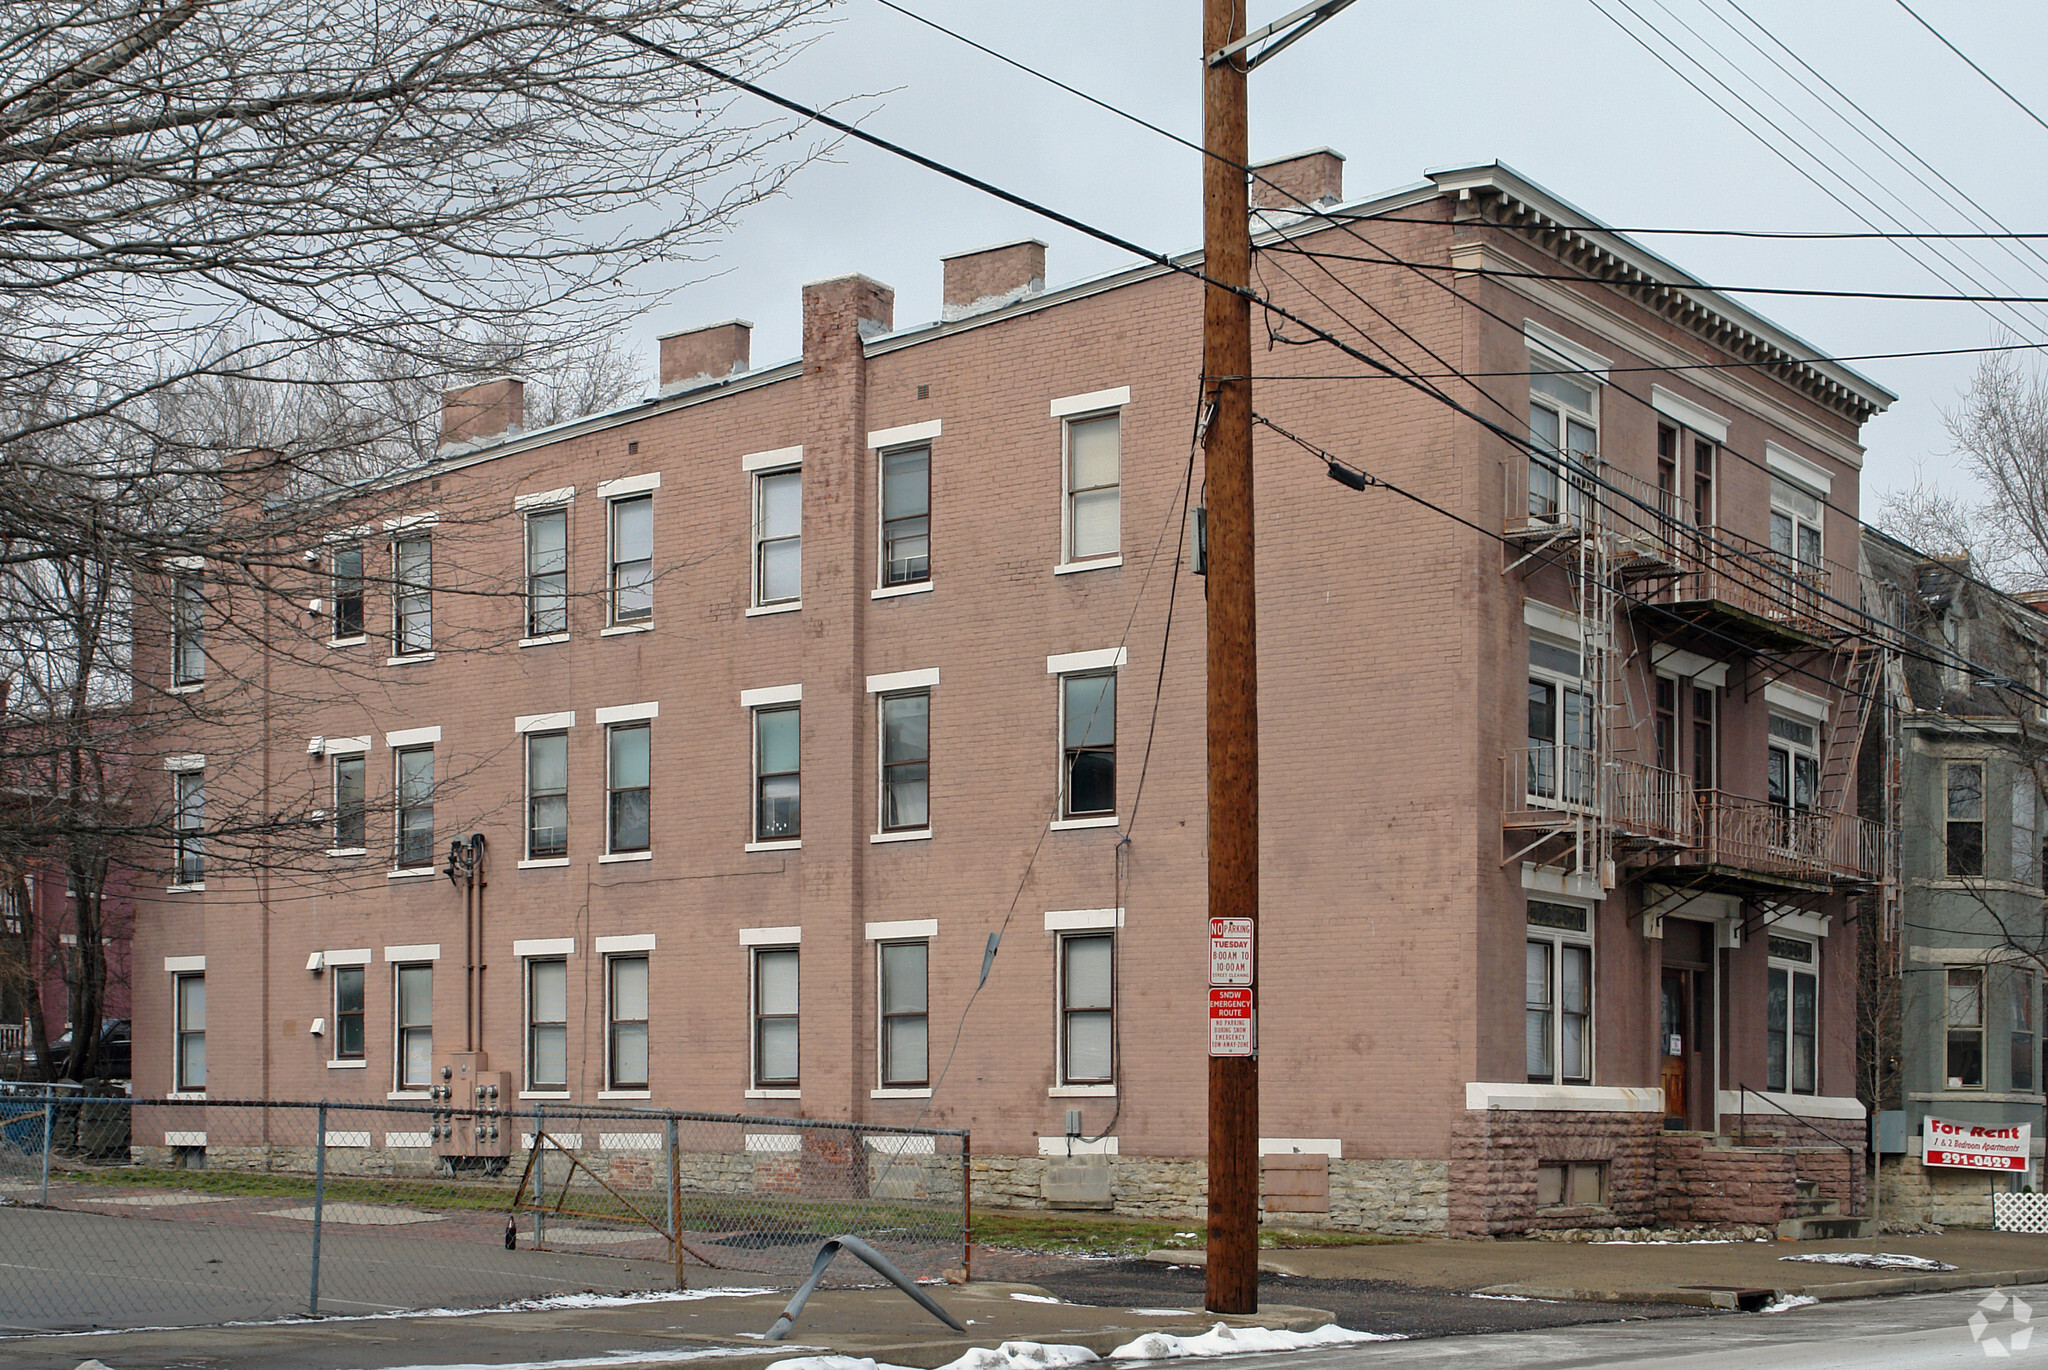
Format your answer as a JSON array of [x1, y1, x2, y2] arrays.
[[1660, 970, 1690, 1129]]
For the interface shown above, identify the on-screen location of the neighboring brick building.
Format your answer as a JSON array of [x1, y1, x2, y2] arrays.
[[1860, 530, 2048, 1225], [130, 158, 1894, 1234]]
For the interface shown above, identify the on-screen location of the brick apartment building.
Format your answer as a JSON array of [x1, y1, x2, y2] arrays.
[[131, 155, 1895, 1235]]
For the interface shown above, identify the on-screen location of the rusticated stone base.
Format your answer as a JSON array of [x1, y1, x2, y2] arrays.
[[1448, 1109, 1659, 1237], [1879, 1155, 2003, 1228], [970, 1154, 1449, 1233]]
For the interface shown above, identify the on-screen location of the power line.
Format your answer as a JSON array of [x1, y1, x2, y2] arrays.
[[1353, 216, 2048, 243], [1893, 0, 2048, 137]]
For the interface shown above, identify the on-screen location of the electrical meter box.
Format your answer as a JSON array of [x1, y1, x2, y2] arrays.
[[429, 1051, 511, 1164]]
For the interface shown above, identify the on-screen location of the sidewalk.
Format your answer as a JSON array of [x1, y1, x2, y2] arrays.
[[0, 1282, 1337, 1370], [1149, 1229, 2048, 1309]]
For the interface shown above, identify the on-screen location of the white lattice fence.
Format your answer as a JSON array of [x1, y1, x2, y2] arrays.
[[1993, 1192, 2048, 1233]]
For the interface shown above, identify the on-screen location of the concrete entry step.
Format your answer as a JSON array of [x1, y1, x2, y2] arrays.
[[1777, 1215, 1876, 1240]]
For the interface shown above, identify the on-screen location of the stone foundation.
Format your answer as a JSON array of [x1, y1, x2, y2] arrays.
[[1449, 1109, 1659, 1236], [970, 1154, 1450, 1233], [1878, 1155, 2013, 1228]]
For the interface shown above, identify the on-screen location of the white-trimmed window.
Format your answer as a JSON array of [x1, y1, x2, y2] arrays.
[[1947, 965, 1984, 1090], [1059, 673, 1115, 819], [1058, 932, 1114, 1085], [526, 958, 568, 1090], [610, 494, 653, 624], [1769, 476, 1823, 572], [881, 445, 931, 587], [332, 542, 365, 640], [174, 971, 206, 1092], [392, 534, 432, 656], [1526, 901, 1591, 1086], [754, 466, 801, 606], [174, 770, 205, 885], [753, 947, 799, 1088], [333, 965, 365, 1062], [1768, 714, 1818, 819], [395, 747, 434, 870], [880, 691, 930, 833], [1946, 760, 1985, 877], [754, 706, 800, 840], [1527, 635, 1592, 806], [527, 732, 568, 860], [1767, 935, 1818, 1095], [525, 507, 568, 637], [395, 963, 432, 1090], [878, 940, 929, 1088], [171, 575, 206, 686], [2014, 772, 2039, 886], [607, 722, 650, 854], [607, 954, 649, 1090], [1063, 412, 1120, 563], [1526, 366, 1597, 526], [333, 752, 367, 850]]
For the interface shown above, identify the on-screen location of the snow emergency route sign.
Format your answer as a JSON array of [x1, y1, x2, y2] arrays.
[[1209, 987, 1254, 1057], [1925, 1117, 2031, 1171], [1209, 917, 1254, 986]]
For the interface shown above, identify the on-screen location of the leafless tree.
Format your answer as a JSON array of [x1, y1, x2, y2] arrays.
[[0, 0, 828, 1076]]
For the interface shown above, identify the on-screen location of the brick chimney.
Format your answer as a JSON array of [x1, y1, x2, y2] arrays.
[[659, 319, 753, 392], [2015, 589, 2048, 616], [440, 377, 524, 447], [802, 275, 895, 362], [1250, 148, 1346, 213], [941, 239, 1046, 321]]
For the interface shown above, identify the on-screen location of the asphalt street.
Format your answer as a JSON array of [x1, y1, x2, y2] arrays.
[[1205, 1283, 2048, 1369]]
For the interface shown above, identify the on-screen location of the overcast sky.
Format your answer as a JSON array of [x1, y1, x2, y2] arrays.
[[637, 0, 2048, 513]]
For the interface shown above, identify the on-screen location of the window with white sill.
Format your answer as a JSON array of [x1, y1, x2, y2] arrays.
[[1059, 932, 1114, 1086], [1064, 413, 1120, 563], [1526, 367, 1597, 528], [1525, 901, 1591, 1086], [1526, 635, 1592, 807], [525, 508, 568, 637], [1767, 935, 1818, 1096], [1059, 672, 1115, 820], [752, 947, 798, 1088]]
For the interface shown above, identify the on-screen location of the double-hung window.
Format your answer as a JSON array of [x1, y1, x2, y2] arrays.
[[1947, 965, 1985, 1090], [174, 769, 205, 885], [1769, 476, 1823, 574], [174, 971, 206, 1092], [527, 958, 567, 1091], [878, 941, 929, 1088], [881, 446, 931, 586], [2013, 968, 2037, 1094], [607, 723, 650, 854], [396, 964, 432, 1090], [753, 947, 798, 1088], [1767, 936, 1818, 1095], [1526, 368, 1596, 528], [171, 575, 205, 686], [880, 691, 930, 833], [1526, 636, 1592, 806], [1654, 676, 1676, 773], [332, 543, 365, 640], [332, 752, 367, 850], [1692, 440, 1714, 527], [1946, 761, 1985, 877], [1064, 413, 1121, 563], [333, 965, 365, 1062], [754, 706, 800, 840], [1059, 933, 1114, 1085], [607, 955, 649, 1090], [1525, 901, 1591, 1085], [2014, 774, 2040, 886], [1691, 685, 1717, 792], [610, 495, 653, 623], [527, 732, 568, 859], [1767, 714, 1818, 846], [395, 747, 434, 870], [754, 467, 801, 607], [526, 507, 568, 637], [392, 534, 432, 656], [1060, 673, 1115, 819]]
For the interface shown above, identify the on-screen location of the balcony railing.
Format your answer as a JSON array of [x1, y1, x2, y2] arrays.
[[1653, 525, 1835, 639], [1503, 757, 1879, 884]]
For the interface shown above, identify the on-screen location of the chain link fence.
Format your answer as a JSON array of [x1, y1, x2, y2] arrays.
[[0, 1091, 967, 1335]]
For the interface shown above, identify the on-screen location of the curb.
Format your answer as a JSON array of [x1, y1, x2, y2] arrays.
[[1141, 1249, 1311, 1278]]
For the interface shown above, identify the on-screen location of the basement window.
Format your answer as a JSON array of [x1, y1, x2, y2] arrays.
[[1536, 1161, 1605, 1208]]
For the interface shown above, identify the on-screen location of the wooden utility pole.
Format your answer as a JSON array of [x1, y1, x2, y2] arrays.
[[1203, 0, 1258, 1318]]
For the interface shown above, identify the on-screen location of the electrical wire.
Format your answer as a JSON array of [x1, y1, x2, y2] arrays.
[[1350, 217, 2048, 243], [1893, 0, 2048, 138]]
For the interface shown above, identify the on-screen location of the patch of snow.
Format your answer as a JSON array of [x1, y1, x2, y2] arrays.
[[1109, 1323, 1402, 1359], [1778, 1252, 1958, 1271], [1173, 1233, 1198, 1239], [357, 1349, 797, 1370], [1127, 1310, 1198, 1317], [1009, 1293, 1063, 1304], [944, 1343, 1100, 1370], [1466, 1294, 1530, 1302], [1592, 1238, 1736, 1245], [1761, 1294, 1818, 1313]]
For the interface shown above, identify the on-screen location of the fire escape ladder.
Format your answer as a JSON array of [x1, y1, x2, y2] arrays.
[[1579, 453, 1615, 886], [1815, 636, 1878, 815]]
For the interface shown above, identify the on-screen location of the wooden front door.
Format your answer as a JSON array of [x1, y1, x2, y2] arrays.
[[1660, 969, 1689, 1128]]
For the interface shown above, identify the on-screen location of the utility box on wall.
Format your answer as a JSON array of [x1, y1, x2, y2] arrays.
[[429, 1051, 510, 1171], [1261, 1152, 1331, 1214]]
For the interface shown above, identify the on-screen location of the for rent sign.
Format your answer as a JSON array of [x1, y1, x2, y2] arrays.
[[1924, 1117, 2032, 1171]]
